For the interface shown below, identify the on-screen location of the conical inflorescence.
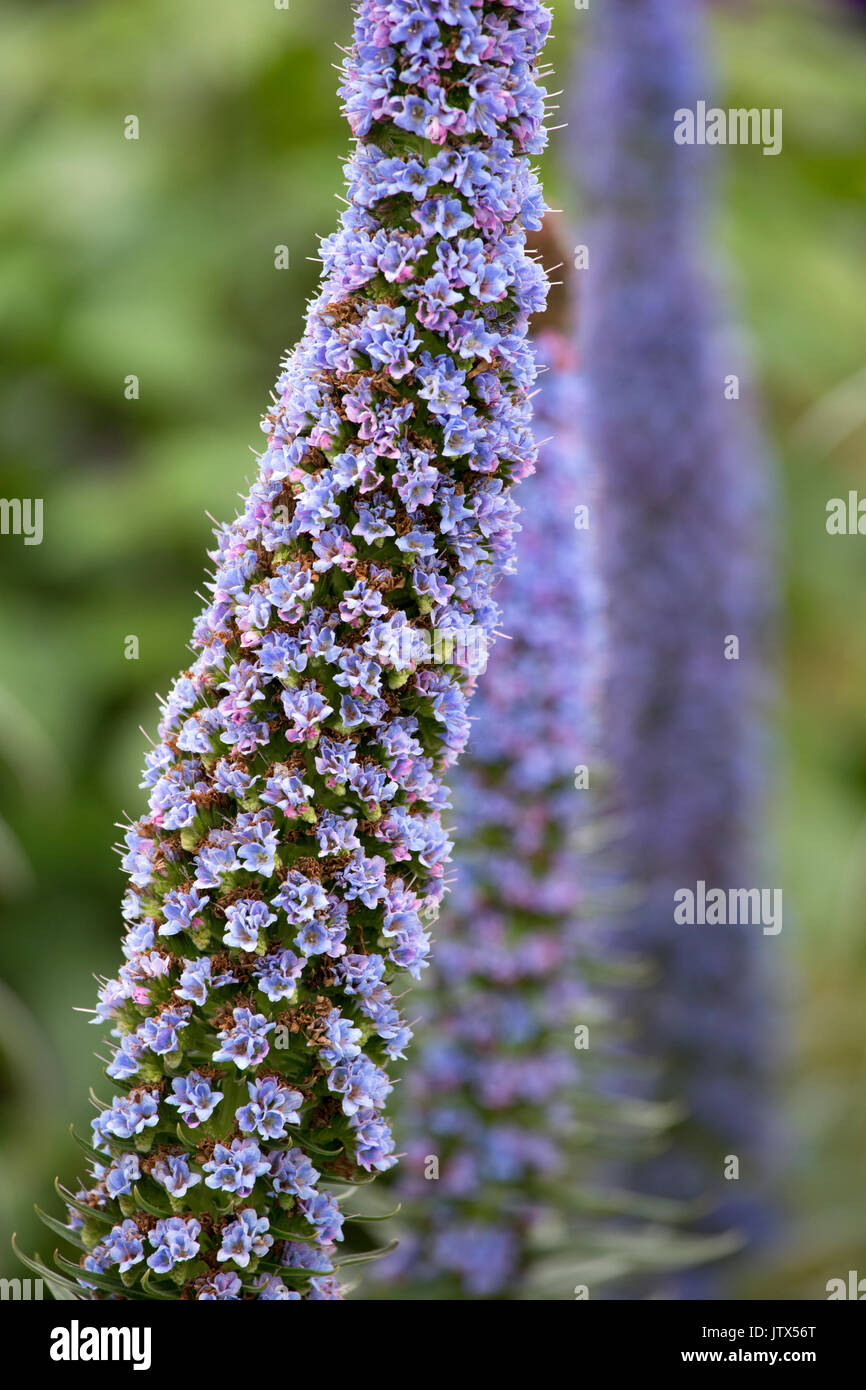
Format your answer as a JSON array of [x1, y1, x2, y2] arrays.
[[575, 0, 776, 1292], [33, 0, 553, 1302]]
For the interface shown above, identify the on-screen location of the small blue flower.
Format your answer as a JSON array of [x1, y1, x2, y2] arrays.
[[203, 1140, 270, 1199], [147, 1217, 201, 1274], [90, 1219, 146, 1275], [103, 1153, 141, 1199], [236, 1077, 303, 1140], [269, 1148, 320, 1200], [253, 1274, 301, 1301], [166, 1071, 223, 1127], [150, 1154, 202, 1199], [217, 1209, 273, 1268], [212, 1008, 274, 1070], [195, 1272, 243, 1300], [223, 898, 277, 952], [296, 1191, 344, 1247]]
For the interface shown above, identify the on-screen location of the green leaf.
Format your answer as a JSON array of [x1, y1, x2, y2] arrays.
[[175, 1121, 200, 1151], [131, 1183, 173, 1219], [343, 1203, 401, 1222], [141, 1270, 180, 1300], [55, 1181, 115, 1228], [10, 1236, 85, 1301], [69, 1125, 109, 1167], [334, 1238, 398, 1268], [34, 1206, 87, 1252], [284, 1127, 343, 1159], [46, 1279, 84, 1302], [267, 1223, 317, 1243], [324, 1170, 377, 1187], [53, 1251, 149, 1300]]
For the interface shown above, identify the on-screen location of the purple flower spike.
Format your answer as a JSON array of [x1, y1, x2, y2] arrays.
[[575, 0, 777, 1296], [46, 0, 552, 1302]]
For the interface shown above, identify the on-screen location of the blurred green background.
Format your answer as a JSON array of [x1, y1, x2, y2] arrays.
[[0, 0, 864, 1298]]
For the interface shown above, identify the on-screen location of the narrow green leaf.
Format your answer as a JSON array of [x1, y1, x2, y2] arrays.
[[55, 1181, 115, 1228], [53, 1251, 146, 1300], [131, 1183, 172, 1219], [285, 1127, 344, 1159], [324, 1170, 377, 1187], [34, 1207, 87, 1252], [334, 1238, 398, 1267], [343, 1203, 401, 1222], [175, 1122, 199, 1151], [11, 1235, 84, 1300], [141, 1270, 180, 1300], [69, 1125, 109, 1166]]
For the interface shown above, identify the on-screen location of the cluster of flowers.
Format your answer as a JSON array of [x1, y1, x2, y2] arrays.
[[54, 0, 552, 1301], [378, 322, 606, 1296], [576, 0, 774, 1290]]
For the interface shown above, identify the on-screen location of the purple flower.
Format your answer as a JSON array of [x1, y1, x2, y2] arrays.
[[309, 1275, 344, 1301], [176, 955, 236, 1006], [102, 1153, 141, 1200], [151, 1154, 201, 1199], [212, 1008, 275, 1071], [261, 769, 315, 818], [147, 1217, 201, 1274], [195, 1272, 242, 1301], [160, 887, 210, 938], [88, 1219, 145, 1275], [269, 1148, 320, 1200], [253, 1275, 301, 1301], [378, 306, 604, 1295], [236, 825, 278, 878], [281, 1241, 335, 1274], [433, 1225, 518, 1297], [328, 1055, 392, 1117], [203, 1139, 270, 1199], [236, 1077, 303, 1140], [317, 1009, 363, 1068], [166, 1071, 223, 1127], [270, 870, 328, 924], [252, 947, 303, 1002], [93, 1091, 160, 1143], [139, 1005, 190, 1057], [217, 1209, 273, 1268], [223, 898, 277, 952], [296, 1192, 344, 1247], [351, 1110, 397, 1174]]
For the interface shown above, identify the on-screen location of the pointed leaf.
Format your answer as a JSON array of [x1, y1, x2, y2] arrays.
[[69, 1126, 109, 1167], [53, 1251, 143, 1300], [131, 1183, 172, 1219], [343, 1203, 401, 1222], [11, 1235, 84, 1300], [334, 1238, 398, 1267], [284, 1127, 344, 1159], [55, 1181, 115, 1228], [141, 1270, 180, 1300], [34, 1207, 87, 1252]]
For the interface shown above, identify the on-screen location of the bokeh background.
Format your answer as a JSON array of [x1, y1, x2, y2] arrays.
[[1, 0, 864, 1297]]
